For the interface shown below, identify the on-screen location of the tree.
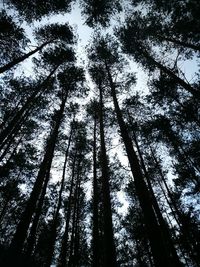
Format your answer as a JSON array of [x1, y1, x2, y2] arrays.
[[0, 10, 29, 66], [86, 100, 101, 267], [88, 35, 182, 267], [0, 46, 75, 160], [89, 67, 118, 267], [117, 23, 200, 98], [7, 66, 85, 259], [80, 0, 122, 27], [7, 0, 73, 22], [0, 22, 74, 74]]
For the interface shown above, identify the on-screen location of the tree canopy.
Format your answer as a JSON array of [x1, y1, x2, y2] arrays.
[[0, 1, 199, 267]]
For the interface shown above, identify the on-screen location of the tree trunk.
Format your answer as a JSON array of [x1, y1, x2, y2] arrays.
[[139, 47, 200, 98], [0, 111, 29, 161], [131, 129, 181, 266], [160, 35, 200, 52], [92, 111, 100, 267], [105, 62, 182, 267], [0, 65, 59, 152], [58, 151, 78, 267], [68, 171, 81, 267], [0, 198, 10, 224], [98, 80, 117, 267], [0, 40, 52, 74], [25, 167, 51, 257], [150, 148, 200, 266], [10, 93, 68, 255], [45, 130, 72, 267]]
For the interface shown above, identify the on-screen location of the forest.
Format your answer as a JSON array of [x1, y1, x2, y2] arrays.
[[0, 0, 199, 266]]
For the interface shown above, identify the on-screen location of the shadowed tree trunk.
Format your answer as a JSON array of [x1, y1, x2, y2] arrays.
[[68, 169, 81, 267], [25, 167, 51, 257], [45, 129, 73, 267], [10, 92, 68, 255], [149, 147, 200, 266], [159, 35, 200, 52], [0, 40, 52, 74], [58, 150, 78, 267], [105, 61, 182, 267], [138, 47, 200, 98], [0, 65, 59, 156], [131, 128, 181, 265], [98, 79, 117, 267], [92, 109, 101, 267]]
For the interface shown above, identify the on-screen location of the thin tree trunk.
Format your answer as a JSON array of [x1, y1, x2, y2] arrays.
[[58, 151, 78, 267], [160, 35, 200, 52], [45, 130, 73, 267], [98, 80, 117, 267], [0, 40, 52, 74], [150, 147, 200, 266], [92, 111, 100, 267], [132, 129, 181, 265], [0, 111, 29, 162], [68, 171, 81, 267], [0, 198, 10, 224], [25, 167, 51, 257]]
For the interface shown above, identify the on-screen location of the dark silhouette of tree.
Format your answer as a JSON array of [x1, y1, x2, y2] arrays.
[[4, 66, 85, 264], [7, 0, 73, 22], [80, 0, 122, 27], [86, 100, 101, 267], [0, 1, 199, 266], [89, 66, 118, 267], [0, 10, 29, 66], [129, 0, 200, 49], [0, 23, 74, 74], [117, 25, 200, 98], [88, 35, 183, 267], [58, 122, 90, 267], [0, 46, 75, 160]]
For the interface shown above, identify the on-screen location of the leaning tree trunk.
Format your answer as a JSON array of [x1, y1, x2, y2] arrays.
[[131, 128, 181, 265], [0, 65, 59, 154], [105, 61, 182, 267], [10, 92, 68, 255], [0, 40, 52, 74], [138, 46, 200, 98], [160, 35, 200, 52], [150, 147, 200, 266]]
